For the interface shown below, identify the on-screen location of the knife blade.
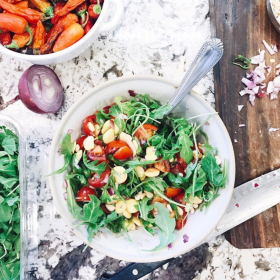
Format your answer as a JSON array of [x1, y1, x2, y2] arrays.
[[100, 168, 280, 280]]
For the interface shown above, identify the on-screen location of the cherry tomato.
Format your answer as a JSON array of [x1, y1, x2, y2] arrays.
[[88, 4, 100, 19], [94, 139, 103, 146], [135, 124, 158, 141], [175, 152, 187, 170], [165, 187, 183, 198], [76, 186, 97, 202], [82, 115, 98, 136], [87, 145, 108, 165], [151, 196, 168, 217], [88, 167, 111, 188], [173, 192, 187, 205], [76, 135, 87, 150], [154, 159, 170, 172], [170, 163, 185, 176], [105, 140, 133, 160], [175, 209, 187, 230], [113, 146, 133, 160]]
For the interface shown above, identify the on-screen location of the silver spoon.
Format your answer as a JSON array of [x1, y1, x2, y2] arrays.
[[167, 38, 224, 115]]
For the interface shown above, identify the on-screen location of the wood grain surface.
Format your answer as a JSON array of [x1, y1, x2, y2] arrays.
[[209, 0, 280, 248]]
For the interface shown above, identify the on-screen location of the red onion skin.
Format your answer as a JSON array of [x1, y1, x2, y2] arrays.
[[18, 69, 45, 114]]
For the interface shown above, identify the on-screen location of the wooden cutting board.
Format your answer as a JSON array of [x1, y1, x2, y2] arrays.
[[209, 0, 280, 248]]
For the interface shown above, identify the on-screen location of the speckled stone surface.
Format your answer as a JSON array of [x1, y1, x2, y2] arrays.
[[1, 0, 280, 279]]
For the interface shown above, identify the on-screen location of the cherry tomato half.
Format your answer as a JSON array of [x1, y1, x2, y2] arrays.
[[88, 166, 111, 188], [82, 115, 98, 137], [173, 192, 187, 205], [175, 208, 187, 230], [87, 145, 108, 165], [165, 187, 183, 198], [76, 186, 97, 202], [105, 140, 133, 160], [175, 152, 188, 170], [135, 124, 158, 141], [154, 159, 170, 173], [90, 0, 104, 3], [76, 135, 87, 150], [170, 163, 185, 176], [113, 146, 133, 160]]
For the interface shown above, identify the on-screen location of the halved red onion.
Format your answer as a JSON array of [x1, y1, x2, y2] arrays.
[[18, 65, 64, 114], [183, 234, 189, 243]]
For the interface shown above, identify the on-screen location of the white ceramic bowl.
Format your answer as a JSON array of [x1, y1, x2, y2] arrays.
[[0, 0, 123, 65], [49, 76, 235, 262]]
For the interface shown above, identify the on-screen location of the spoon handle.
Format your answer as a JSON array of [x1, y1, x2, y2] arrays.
[[167, 38, 223, 114]]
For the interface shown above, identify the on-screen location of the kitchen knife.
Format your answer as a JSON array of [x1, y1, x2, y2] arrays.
[[100, 168, 280, 280]]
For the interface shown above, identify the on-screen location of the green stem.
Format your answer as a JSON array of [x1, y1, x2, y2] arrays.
[[5, 40, 19, 50], [45, 6, 54, 17], [25, 25, 33, 46]]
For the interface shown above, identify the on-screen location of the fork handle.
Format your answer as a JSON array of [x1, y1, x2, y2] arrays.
[[167, 38, 223, 114]]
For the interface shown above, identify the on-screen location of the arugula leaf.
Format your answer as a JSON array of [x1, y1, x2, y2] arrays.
[[109, 104, 126, 133], [0, 260, 12, 280], [144, 202, 176, 251], [150, 104, 171, 119], [82, 152, 106, 175], [2, 137, 16, 156], [200, 153, 226, 187], [96, 111, 108, 125], [66, 181, 83, 219], [48, 133, 75, 176], [0, 177, 18, 189], [0, 204, 12, 222], [107, 215, 125, 233], [81, 195, 104, 224], [138, 197, 155, 223], [115, 96, 135, 116], [65, 174, 87, 185], [177, 130, 193, 163]]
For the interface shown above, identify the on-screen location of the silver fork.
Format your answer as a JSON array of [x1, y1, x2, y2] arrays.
[[167, 38, 224, 115]]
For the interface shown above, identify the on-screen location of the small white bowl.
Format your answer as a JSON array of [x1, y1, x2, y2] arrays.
[[0, 0, 123, 65], [48, 76, 235, 262]]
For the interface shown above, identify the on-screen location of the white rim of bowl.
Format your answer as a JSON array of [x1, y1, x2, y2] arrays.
[[48, 75, 236, 262]]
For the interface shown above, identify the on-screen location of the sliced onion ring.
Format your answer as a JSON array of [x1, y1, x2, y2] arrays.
[[18, 65, 64, 114]]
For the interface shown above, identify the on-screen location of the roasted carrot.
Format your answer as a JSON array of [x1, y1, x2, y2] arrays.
[[6, 25, 35, 48], [51, 1, 64, 25], [15, 1, 28, 8], [0, 0, 42, 24], [57, 0, 86, 17], [29, 0, 53, 16], [0, 14, 33, 45], [33, 20, 45, 50], [47, 13, 78, 40], [53, 23, 84, 52], [40, 24, 63, 54]]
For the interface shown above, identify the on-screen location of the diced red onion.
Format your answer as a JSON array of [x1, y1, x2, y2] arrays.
[[63, 192, 67, 200], [108, 187, 114, 196], [128, 90, 137, 97], [258, 91, 267, 98], [263, 40, 275, 55], [102, 174, 109, 184], [267, 81, 274, 94], [168, 243, 172, 249], [249, 94, 256, 106], [266, 66, 272, 75], [252, 86, 259, 94], [67, 129, 73, 134], [274, 76, 280, 88], [183, 234, 189, 243], [18, 65, 64, 114], [241, 77, 255, 89], [259, 50, 265, 62], [273, 44, 278, 53], [276, 64, 280, 69]]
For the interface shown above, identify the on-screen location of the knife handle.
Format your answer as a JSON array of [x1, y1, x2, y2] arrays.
[[100, 260, 170, 280]]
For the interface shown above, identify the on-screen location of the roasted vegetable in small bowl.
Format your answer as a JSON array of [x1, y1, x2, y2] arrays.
[[0, 0, 123, 64]]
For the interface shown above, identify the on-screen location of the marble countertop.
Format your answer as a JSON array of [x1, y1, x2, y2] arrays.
[[1, 0, 280, 279]]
